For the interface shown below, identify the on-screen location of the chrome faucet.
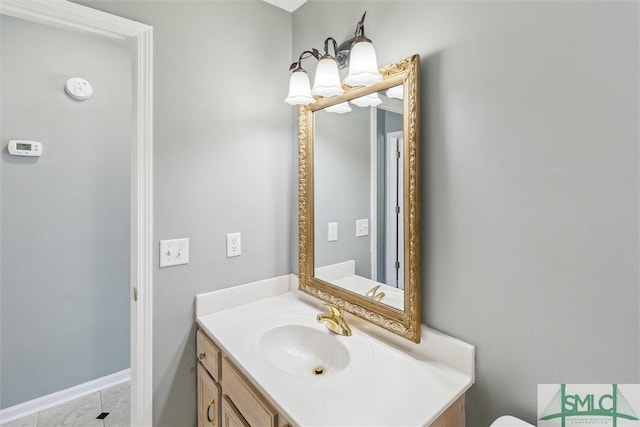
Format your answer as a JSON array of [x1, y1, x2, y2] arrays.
[[317, 304, 352, 336], [365, 285, 385, 302]]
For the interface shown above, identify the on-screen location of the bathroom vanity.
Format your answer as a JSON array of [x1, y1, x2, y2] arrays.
[[195, 276, 474, 427], [195, 53, 473, 426]]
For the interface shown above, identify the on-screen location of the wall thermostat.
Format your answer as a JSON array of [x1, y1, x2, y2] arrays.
[[8, 140, 42, 157]]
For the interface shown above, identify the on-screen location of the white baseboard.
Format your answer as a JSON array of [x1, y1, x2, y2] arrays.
[[0, 368, 130, 424]]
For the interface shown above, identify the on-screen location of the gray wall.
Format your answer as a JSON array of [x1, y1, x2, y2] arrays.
[[314, 107, 371, 277], [71, 1, 293, 425], [293, 1, 639, 425], [0, 15, 131, 408]]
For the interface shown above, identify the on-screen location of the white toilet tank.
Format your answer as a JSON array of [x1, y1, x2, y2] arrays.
[[490, 415, 535, 427]]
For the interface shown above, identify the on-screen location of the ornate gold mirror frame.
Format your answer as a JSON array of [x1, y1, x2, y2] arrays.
[[298, 54, 421, 342]]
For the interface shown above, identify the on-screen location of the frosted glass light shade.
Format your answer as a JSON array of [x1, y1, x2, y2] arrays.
[[350, 92, 382, 107], [285, 69, 314, 105], [343, 40, 382, 87], [311, 57, 343, 97], [386, 85, 404, 100], [325, 102, 351, 114]]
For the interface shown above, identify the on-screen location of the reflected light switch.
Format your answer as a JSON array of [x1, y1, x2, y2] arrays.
[[328, 222, 338, 242], [356, 219, 369, 237]]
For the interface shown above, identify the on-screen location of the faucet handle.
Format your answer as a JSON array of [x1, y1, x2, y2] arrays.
[[317, 303, 352, 336], [323, 303, 343, 317], [365, 285, 385, 301], [365, 285, 380, 298]]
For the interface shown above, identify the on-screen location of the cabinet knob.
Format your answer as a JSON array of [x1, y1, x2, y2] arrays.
[[199, 352, 206, 360], [207, 398, 216, 425]]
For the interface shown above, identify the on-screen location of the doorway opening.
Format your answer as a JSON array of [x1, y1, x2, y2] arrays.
[[0, 1, 153, 425]]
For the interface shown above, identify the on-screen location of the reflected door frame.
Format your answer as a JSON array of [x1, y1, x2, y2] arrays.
[[370, 107, 379, 281], [385, 131, 404, 290], [370, 104, 404, 289], [0, 1, 154, 425]]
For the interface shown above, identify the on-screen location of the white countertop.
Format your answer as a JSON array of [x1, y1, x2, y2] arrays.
[[315, 260, 405, 310], [196, 274, 474, 427], [330, 275, 405, 311]]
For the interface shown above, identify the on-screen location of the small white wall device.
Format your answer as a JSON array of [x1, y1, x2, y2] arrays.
[[8, 140, 43, 157], [65, 77, 93, 100]]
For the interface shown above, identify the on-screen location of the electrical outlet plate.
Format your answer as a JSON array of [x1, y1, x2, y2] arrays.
[[328, 222, 338, 241], [159, 238, 189, 267], [226, 232, 241, 257], [356, 219, 369, 237]]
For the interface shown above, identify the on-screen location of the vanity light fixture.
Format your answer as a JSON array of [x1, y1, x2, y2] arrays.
[[341, 12, 382, 87], [311, 37, 343, 97], [386, 85, 404, 100], [325, 102, 351, 114], [284, 49, 317, 105], [350, 92, 382, 107], [285, 11, 382, 106]]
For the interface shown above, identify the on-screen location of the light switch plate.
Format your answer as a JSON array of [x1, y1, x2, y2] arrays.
[[356, 219, 369, 237], [159, 238, 189, 267], [328, 222, 338, 241]]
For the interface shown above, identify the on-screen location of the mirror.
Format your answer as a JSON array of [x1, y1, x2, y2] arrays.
[[313, 91, 404, 308], [298, 54, 421, 342]]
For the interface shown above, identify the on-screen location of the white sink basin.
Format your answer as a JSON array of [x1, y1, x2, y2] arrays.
[[259, 324, 350, 376]]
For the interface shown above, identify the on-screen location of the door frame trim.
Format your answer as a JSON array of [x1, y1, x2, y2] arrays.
[[0, 1, 154, 425]]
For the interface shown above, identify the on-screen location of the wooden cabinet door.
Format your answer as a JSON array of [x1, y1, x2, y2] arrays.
[[198, 363, 221, 427], [430, 395, 465, 427], [222, 395, 249, 427]]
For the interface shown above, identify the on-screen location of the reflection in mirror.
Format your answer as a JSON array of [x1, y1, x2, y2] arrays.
[[314, 86, 405, 311]]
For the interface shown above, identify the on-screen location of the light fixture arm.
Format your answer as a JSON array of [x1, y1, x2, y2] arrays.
[[289, 48, 320, 71], [353, 11, 369, 42], [321, 37, 339, 59]]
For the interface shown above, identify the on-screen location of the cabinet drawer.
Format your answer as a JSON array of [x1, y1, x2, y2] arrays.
[[197, 329, 221, 381], [222, 357, 277, 427]]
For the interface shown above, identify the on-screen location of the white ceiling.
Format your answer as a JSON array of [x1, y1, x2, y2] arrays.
[[262, 0, 308, 13]]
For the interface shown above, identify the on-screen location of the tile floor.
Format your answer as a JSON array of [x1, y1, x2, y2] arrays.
[[1, 381, 130, 427]]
